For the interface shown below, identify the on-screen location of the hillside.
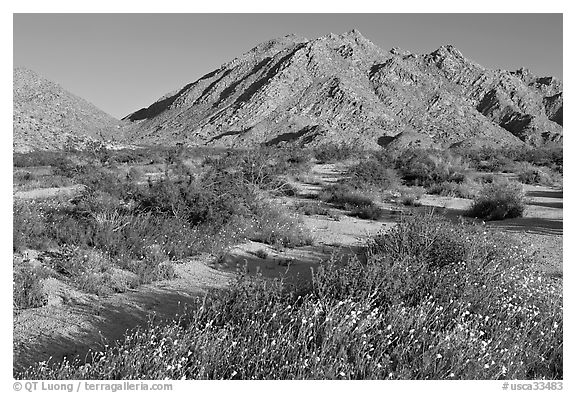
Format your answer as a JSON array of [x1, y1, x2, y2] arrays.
[[13, 68, 121, 153], [123, 30, 563, 149]]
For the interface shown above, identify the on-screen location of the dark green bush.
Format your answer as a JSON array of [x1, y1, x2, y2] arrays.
[[468, 181, 525, 220]]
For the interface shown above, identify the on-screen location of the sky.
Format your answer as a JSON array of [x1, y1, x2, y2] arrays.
[[13, 13, 563, 119]]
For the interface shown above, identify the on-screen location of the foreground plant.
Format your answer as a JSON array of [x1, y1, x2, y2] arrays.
[[17, 214, 562, 380]]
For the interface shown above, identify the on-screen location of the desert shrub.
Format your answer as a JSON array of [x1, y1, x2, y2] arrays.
[[71, 165, 129, 195], [349, 204, 384, 220], [370, 214, 470, 269], [13, 261, 48, 309], [249, 202, 313, 248], [13, 201, 50, 251], [254, 249, 268, 259], [515, 162, 560, 186], [517, 146, 563, 173], [126, 167, 144, 182], [468, 181, 525, 220], [282, 146, 313, 168], [15, 174, 76, 190], [14, 166, 310, 286], [426, 178, 478, 199], [394, 149, 468, 187], [473, 173, 495, 184], [319, 184, 374, 208], [319, 183, 383, 219], [457, 146, 563, 174], [20, 214, 562, 380], [313, 142, 359, 163], [294, 201, 330, 216], [456, 147, 515, 173], [393, 186, 425, 206], [13, 170, 36, 182], [204, 149, 286, 191], [13, 151, 74, 168], [344, 159, 400, 190]]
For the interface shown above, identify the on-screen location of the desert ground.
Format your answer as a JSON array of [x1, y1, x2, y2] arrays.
[[13, 145, 562, 379]]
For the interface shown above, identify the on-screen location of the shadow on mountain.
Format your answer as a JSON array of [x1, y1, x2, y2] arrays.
[[264, 125, 321, 146], [124, 82, 194, 121]]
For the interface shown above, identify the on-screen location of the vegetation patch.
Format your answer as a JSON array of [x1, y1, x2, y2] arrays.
[[468, 181, 526, 220], [18, 213, 561, 380], [313, 142, 359, 163], [13, 261, 48, 310]]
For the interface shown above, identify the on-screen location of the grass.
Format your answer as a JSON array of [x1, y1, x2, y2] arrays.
[[468, 181, 526, 220], [17, 213, 562, 380]]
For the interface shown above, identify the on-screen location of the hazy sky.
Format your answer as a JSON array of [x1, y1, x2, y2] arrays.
[[13, 14, 562, 119]]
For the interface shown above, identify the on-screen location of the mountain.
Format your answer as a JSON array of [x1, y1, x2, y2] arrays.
[[123, 30, 562, 150], [13, 67, 121, 153]]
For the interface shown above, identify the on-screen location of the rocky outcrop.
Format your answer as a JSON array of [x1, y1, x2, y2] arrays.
[[13, 68, 121, 152]]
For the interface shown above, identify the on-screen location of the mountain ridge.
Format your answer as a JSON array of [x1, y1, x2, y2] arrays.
[[123, 30, 562, 150], [13, 67, 121, 153]]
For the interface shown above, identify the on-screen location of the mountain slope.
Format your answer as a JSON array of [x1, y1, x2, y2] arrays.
[[124, 30, 562, 149], [13, 68, 121, 153]]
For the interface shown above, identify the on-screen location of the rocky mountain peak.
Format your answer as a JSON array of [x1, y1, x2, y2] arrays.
[[120, 31, 562, 149]]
